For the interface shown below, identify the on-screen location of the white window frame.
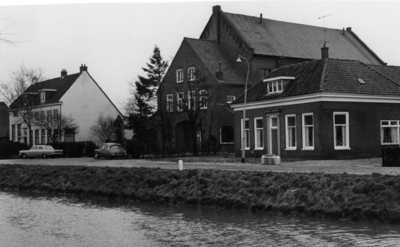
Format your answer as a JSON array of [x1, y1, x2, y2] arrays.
[[188, 91, 195, 110], [199, 90, 207, 109], [166, 94, 173, 112], [241, 118, 250, 150], [267, 80, 283, 94], [176, 69, 183, 83], [381, 120, 400, 145], [333, 112, 350, 150], [177, 92, 184, 111], [188, 67, 195, 81], [285, 114, 296, 150], [302, 113, 314, 150], [227, 95, 236, 104], [40, 91, 45, 103], [254, 117, 264, 150]]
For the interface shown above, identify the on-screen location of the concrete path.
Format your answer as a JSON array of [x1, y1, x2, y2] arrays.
[[0, 157, 399, 175]]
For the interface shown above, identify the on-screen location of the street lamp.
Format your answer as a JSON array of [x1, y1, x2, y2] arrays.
[[236, 55, 250, 163]]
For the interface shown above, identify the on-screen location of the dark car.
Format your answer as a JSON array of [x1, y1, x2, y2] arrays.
[[19, 145, 63, 159], [94, 143, 127, 159]]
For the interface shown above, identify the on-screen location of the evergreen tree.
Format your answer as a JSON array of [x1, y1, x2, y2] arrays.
[[126, 46, 168, 157]]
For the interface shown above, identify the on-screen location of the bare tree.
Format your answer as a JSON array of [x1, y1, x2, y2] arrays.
[[33, 112, 79, 143], [91, 114, 117, 144]]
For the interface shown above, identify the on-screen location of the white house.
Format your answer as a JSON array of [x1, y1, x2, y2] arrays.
[[9, 64, 131, 145]]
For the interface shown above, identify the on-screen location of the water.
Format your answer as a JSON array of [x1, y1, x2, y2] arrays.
[[0, 191, 399, 247]]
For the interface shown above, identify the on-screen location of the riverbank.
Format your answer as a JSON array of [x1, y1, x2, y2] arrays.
[[1, 164, 399, 224]]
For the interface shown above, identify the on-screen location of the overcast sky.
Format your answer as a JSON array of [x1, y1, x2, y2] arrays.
[[1, 0, 399, 112]]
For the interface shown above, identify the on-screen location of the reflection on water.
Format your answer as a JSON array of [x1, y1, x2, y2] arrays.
[[0, 191, 399, 247]]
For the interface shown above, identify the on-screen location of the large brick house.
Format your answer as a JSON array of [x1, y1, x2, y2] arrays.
[[155, 5, 386, 153], [9, 65, 126, 146], [231, 49, 400, 159]]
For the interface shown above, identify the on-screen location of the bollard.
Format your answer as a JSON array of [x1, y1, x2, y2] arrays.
[[179, 160, 183, 171]]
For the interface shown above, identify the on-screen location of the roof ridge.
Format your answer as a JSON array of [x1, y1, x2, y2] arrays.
[[184, 37, 218, 43], [224, 11, 343, 31], [363, 62, 400, 86], [319, 59, 329, 92]]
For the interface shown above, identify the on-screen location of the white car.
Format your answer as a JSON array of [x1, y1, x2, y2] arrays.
[[19, 145, 63, 159]]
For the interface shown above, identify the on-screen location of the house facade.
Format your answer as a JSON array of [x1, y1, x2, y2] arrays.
[[9, 65, 124, 146], [0, 102, 9, 142], [231, 53, 400, 159], [155, 5, 386, 153]]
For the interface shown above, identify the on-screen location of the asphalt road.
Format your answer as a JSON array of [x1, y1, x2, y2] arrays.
[[0, 157, 399, 175]]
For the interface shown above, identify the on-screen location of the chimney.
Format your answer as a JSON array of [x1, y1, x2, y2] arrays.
[[215, 62, 224, 80], [61, 69, 67, 77], [80, 64, 88, 72], [321, 44, 329, 59], [346, 27, 352, 31], [342, 28, 345, 35], [260, 14, 263, 23]]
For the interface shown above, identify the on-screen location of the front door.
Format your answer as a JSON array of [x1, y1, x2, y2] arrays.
[[267, 114, 280, 155]]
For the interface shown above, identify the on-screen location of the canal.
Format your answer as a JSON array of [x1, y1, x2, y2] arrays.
[[0, 191, 399, 246]]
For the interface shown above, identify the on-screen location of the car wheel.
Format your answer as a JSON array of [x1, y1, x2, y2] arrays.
[[94, 153, 99, 159], [42, 154, 48, 159], [21, 154, 27, 159]]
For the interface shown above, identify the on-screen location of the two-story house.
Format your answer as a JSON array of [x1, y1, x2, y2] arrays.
[[9, 65, 125, 146], [231, 48, 400, 159], [155, 5, 386, 153]]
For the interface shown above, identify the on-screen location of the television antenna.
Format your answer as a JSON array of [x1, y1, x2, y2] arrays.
[[318, 14, 332, 46]]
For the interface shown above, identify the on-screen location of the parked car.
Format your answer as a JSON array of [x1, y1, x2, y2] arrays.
[[94, 143, 127, 159], [19, 145, 63, 159]]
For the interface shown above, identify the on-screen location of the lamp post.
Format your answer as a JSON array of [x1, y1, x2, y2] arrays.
[[236, 55, 250, 163]]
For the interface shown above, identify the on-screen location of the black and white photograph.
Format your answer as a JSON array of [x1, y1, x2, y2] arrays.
[[1, 0, 400, 246]]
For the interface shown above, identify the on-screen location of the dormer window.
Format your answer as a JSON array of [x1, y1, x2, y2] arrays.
[[268, 80, 283, 94], [263, 76, 295, 95], [40, 91, 46, 103]]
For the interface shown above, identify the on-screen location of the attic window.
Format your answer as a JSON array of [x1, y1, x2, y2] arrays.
[[358, 78, 366, 84], [267, 80, 283, 94]]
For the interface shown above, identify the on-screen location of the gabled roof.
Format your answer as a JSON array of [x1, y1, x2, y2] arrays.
[[184, 38, 246, 84], [235, 59, 400, 104], [9, 73, 81, 109], [222, 11, 384, 65]]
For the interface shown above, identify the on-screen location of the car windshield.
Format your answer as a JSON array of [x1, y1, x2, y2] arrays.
[[110, 145, 122, 151], [44, 146, 54, 150]]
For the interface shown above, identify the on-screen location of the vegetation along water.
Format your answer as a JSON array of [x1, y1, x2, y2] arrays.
[[0, 164, 399, 224]]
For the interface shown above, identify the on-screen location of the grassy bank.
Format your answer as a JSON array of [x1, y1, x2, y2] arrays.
[[0, 164, 399, 223]]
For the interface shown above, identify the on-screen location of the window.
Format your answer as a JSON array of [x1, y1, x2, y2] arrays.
[[47, 129, 52, 143], [64, 129, 75, 143], [267, 80, 283, 94], [40, 111, 45, 122], [334, 112, 350, 149], [262, 68, 271, 78], [227, 95, 236, 104], [302, 113, 314, 150], [220, 125, 234, 144], [34, 111, 39, 121], [11, 125, 15, 141], [166, 94, 173, 112], [35, 129, 39, 145], [188, 91, 195, 110], [53, 109, 59, 121], [285, 115, 296, 150], [40, 91, 46, 103], [199, 90, 207, 109], [254, 117, 264, 149], [381, 120, 400, 145], [241, 119, 250, 150], [41, 129, 46, 144], [188, 67, 195, 81], [17, 124, 21, 139], [47, 110, 52, 122], [177, 92, 184, 111], [13, 111, 17, 117], [176, 69, 183, 83]]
